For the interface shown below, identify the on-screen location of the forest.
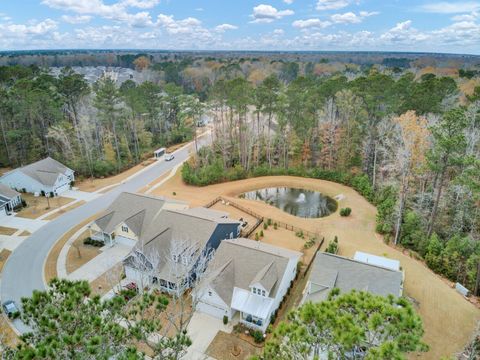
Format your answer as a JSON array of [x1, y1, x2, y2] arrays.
[[0, 53, 480, 296]]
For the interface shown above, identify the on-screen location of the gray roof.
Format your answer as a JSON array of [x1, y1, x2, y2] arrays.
[[305, 252, 403, 303], [13, 157, 72, 187], [0, 184, 20, 200], [94, 192, 187, 235], [126, 207, 241, 283], [205, 238, 302, 305]]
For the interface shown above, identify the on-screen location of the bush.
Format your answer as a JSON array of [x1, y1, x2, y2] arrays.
[[260, 230, 264, 237], [250, 330, 265, 343], [255, 233, 259, 241], [21, 199, 27, 207], [223, 315, 228, 325], [273, 223, 277, 230], [83, 237, 104, 247], [267, 218, 272, 226], [325, 236, 339, 254], [295, 230, 304, 239], [263, 222, 268, 230], [339, 207, 352, 216], [172, 191, 176, 196]]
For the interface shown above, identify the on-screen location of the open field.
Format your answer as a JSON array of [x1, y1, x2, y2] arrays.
[[66, 229, 101, 274], [76, 159, 156, 193], [17, 194, 74, 219], [0, 226, 17, 235], [151, 173, 480, 360], [43, 200, 86, 221]]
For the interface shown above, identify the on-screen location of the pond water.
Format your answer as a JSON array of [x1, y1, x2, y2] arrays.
[[240, 187, 337, 218]]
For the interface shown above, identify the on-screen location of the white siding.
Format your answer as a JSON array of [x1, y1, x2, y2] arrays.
[[197, 286, 231, 319], [0, 170, 52, 195], [270, 255, 301, 318]]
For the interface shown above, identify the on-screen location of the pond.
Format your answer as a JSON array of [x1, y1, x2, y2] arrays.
[[240, 187, 337, 218]]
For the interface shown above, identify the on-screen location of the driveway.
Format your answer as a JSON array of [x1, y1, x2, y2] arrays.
[[1, 132, 212, 334], [185, 312, 232, 360], [62, 189, 100, 202]]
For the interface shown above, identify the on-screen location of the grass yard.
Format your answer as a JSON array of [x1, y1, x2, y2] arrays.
[[76, 159, 156, 193], [206, 331, 262, 360], [17, 194, 74, 219], [43, 200, 86, 220], [44, 214, 100, 282], [151, 173, 480, 360], [66, 229, 101, 274], [0, 226, 17, 235]]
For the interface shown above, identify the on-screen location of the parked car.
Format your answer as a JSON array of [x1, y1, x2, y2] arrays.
[[165, 153, 174, 161], [2, 300, 19, 318]]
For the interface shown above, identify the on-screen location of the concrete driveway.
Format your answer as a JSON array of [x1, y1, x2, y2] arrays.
[[62, 189, 100, 201], [185, 312, 233, 360], [1, 132, 213, 334], [1, 216, 48, 233]]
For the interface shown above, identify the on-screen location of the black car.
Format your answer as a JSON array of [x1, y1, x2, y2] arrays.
[[2, 300, 19, 318]]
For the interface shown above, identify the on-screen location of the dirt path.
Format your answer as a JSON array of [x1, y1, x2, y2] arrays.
[[152, 173, 480, 359]]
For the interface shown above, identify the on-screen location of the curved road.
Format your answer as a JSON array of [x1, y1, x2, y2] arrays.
[[1, 133, 211, 333]]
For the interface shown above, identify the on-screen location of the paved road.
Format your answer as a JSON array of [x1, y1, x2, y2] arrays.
[[1, 133, 212, 333]]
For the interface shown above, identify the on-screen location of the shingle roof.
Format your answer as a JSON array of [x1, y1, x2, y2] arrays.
[[94, 192, 187, 235], [0, 184, 20, 199], [15, 157, 72, 187], [205, 238, 302, 305], [305, 252, 403, 303], [132, 208, 240, 283]]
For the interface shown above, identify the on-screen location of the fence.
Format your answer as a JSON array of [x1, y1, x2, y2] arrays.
[[204, 196, 320, 242], [303, 237, 325, 277]]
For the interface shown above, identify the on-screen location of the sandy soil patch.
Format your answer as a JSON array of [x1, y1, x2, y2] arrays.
[[0, 226, 17, 235], [16, 194, 74, 219], [43, 200, 86, 221], [76, 159, 156, 193], [66, 229, 101, 275], [0, 248, 12, 273], [206, 331, 262, 360], [151, 173, 480, 359], [19, 230, 31, 236], [44, 214, 100, 283]]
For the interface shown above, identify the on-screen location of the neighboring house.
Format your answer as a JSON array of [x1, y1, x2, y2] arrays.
[[89, 192, 189, 247], [0, 184, 22, 219], [196, 238, 302, 332], [302, 252, 403, 304], [123, 207, 241, 293], [0, 157, 74, 196]]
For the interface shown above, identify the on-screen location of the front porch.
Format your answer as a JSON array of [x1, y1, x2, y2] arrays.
[[89, 227, 114, 246], [231, 288, 273, 333]]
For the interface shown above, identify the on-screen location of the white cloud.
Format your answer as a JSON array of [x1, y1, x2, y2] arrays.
[[283, 0, 294, 3], [420, 1, 480, 14], [452, 12, 478, 21], [273, 28, 285, 35], [251, 4, 294, 23], [292, 18, 331, 28], [214, 23, 238, 32], [380, 20, 429, 43], [61, 14, 92, 24], [331, 11, 379, 24], [316, 0, 349, 11], [120, 0, 160, 9]]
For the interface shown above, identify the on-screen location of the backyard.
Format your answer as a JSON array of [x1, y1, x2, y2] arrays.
[[16, 194, 74, 219], [151, 172, 480, 360]]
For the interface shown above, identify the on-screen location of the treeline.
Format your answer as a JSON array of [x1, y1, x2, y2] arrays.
[[0, 65, 201, 177], [183, 70, 480, 293]]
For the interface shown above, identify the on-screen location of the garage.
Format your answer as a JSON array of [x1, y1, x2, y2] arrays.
[[54, 182, 70, 195], [197, 300, 229, 319]]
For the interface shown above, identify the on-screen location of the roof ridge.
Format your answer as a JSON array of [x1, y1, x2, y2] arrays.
[[224, 238, 301, 259], [320, 252, 401, 273]]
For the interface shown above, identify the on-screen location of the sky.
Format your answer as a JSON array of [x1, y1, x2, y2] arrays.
[[0, 0, 479, 54]]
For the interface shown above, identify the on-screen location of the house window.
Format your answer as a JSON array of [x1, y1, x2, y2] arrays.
[[121, 225, 128, 233], [173, 254, 177, 262], [262, 290, 266, 296], [208, 291, 212, 297]]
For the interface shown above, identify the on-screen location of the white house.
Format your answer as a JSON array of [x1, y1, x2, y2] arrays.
[[89, 192, 189, 247], [302, 252, 404, 304], [0, 184, 22, 219], [196, 238, 302, 332], [0, 157, 74, 196]]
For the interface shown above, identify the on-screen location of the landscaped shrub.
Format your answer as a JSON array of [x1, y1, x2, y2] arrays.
[[223, 315, 228, 325], [295, 230, 304, 239], [273, 223, 277, 230], [255, 233, 259, 241], [267, 218, 272, 226], [83, 237, 104, 247], [250, 330, 265, 343], [340, 207, 352, 216], [260, 230, 264, 238], [263, 222, 268, 230], [325, 236, 339, 254], [304, 237, 316, 249], [21, 199, 27, 207]]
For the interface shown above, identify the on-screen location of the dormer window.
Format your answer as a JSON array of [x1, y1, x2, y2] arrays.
[[262, 290, 265, 296], [172, 254, 178, 262], [121, 225, 128, 233]]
